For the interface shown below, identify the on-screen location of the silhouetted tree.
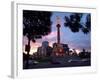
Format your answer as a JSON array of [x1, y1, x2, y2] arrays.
[[23, 10, 52, 68], [64, 13, 91, 34], [79, 49, 91, 58]]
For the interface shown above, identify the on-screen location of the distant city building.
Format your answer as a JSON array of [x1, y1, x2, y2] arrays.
[[52, 43, 64, 56], [61, 44, 69, 55], [52, 43, 69, 56], [42, 41, 49, 48], [37, 41, 52, 58]]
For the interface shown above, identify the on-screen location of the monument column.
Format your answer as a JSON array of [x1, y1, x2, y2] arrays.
[[56, 16, 61, 44]]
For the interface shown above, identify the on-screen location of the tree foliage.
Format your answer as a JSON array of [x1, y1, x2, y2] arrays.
[[23, 10, 52, 42], [64, 13, 91, 34]]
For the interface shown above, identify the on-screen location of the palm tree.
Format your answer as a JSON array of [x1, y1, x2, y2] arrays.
[[64, 13, 91, 34], [23, 10, 52, 68]]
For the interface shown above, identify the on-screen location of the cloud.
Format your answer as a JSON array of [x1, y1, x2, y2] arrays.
[[42, 31, 57, 40], [30, 42, 41, 48]]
